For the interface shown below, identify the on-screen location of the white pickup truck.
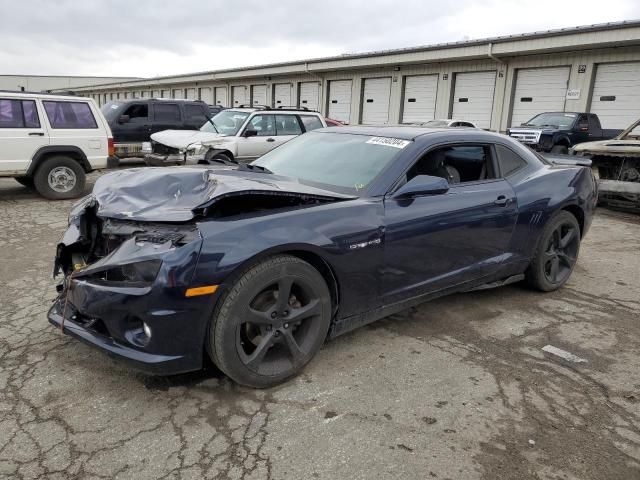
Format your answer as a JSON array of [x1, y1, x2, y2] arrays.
[[0, 91, 116, 199]]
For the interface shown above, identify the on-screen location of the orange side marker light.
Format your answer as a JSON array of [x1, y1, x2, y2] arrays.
[[185, 285, 219, 297]]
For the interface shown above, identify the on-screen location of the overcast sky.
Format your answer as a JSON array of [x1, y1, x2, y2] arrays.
[[1, 0, 639, 78]]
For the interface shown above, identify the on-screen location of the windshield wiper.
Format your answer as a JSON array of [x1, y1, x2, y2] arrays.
[[238, 163, 272, 174]]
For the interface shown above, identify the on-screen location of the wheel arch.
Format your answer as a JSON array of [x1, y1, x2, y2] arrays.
[[197, 148, 235, 165], [552, 135, 571, 147], [560, 203, 585, 237], [27, 146, 91, 176]]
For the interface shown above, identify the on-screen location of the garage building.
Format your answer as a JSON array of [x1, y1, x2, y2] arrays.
[[61, 21, 640, 132]]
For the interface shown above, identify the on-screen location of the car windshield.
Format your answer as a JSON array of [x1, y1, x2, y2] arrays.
[[423, 120, 450, 127], [523, 113, 576, 129], [100, 101, 124, 121], [252, 132, 408, 194], [201, 110, 250, 135]]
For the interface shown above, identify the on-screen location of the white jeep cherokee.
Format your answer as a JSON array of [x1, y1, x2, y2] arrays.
[[0, 91, 115, 199], [143, 107, 327, 165]]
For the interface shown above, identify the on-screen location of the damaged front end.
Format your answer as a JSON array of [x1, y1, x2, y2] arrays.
[[49, 195, 209, 375]]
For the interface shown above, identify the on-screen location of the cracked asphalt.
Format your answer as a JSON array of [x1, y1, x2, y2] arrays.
[[1, 171, 639, 480]]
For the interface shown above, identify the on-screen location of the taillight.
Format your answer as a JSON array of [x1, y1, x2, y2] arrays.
[[108, 137, 115, 156]]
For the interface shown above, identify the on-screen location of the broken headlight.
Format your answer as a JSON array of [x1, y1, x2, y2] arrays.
[[89, 259, 162, 286]]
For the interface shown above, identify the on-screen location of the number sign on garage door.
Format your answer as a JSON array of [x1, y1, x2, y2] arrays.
[[361, 77, 392, 125], [452, 71, 496, 129], [251, 85, 267, 106], [299, 82, 320, 110], [273, 84, 291, 107], [232, 86, 247, 106], [590, 62, 640, 129], [402, 75, 438, 123], [510, 67, 570, 127], [328, 80, 352, 124], [215, 87, 228, 107]]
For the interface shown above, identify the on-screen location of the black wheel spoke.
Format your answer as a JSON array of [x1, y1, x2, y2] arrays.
[[559, 227, 576, 249], [558, 252, 575, 267], [276, 278, 293, 312], [245, 332, 275, 369], [549, 256, 560, 282], [288, 299, 321, 323], [246, 307, 275, 325], [282, 330, 305, 367]]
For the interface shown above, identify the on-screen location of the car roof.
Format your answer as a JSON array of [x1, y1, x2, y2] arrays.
[[318, 125, 458, 140], [0, 89, 92, 101]]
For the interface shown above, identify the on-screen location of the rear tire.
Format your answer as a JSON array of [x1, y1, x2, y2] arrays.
[[208, 255, 332, 388], [526, 211, 581, 292], [550, 145, 568, 155], [33, 156, 86, 200]]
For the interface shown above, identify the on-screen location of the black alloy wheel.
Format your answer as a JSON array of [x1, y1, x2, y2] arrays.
[[208, 255, 331, 388]]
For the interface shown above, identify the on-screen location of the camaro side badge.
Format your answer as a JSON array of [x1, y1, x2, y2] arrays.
[[349, 238, 382, 250]]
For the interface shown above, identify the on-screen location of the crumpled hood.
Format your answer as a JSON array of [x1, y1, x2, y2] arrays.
[[88, 166, 355, 222], [150, 130, 223, 149], [573, 138, 640, 155]]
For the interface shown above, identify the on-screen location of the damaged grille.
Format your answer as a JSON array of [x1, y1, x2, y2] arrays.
[[152, 141, 180, 155]]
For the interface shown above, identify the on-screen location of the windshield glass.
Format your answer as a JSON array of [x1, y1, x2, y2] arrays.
[[100, 101, 124, 121], [523, 113, 576, 129], [201, 110, 250, 135], [423, 120, 450, 127], [252, 132, 408, 194]]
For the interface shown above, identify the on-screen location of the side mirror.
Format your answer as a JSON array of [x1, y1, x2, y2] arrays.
[[393, 175, 449, 199], [118, 114, 130, 124], [243, 129, 258, 138]]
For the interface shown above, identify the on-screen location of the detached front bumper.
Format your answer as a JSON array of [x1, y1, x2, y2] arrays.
[[48, 275, 216, 375], [144, 153, 184, 166]]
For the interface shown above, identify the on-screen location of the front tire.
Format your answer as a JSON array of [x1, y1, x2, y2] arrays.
[[550, 144, 569, 155], [33, 156, 86, 200], [208, 255, 332, 388], [526, 211, 581, 292]]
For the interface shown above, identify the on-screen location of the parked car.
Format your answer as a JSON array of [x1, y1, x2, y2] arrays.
[[101, 98, 213, 160], [572, 117, 640, 209], [49, 126, 597, 387], [417, 119, 477, 128], [0, 90, 115, 199], [507, 112, 621, 154], [143, 106, 327, 165]]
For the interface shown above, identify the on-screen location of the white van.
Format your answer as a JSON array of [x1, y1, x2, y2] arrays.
[[0, 91, 115, 199]]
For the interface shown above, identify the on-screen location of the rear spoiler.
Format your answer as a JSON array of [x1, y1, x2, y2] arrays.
[[542, 153, 592, 167]]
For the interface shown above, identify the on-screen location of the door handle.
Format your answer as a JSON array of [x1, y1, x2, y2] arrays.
[[494, 195, 509, 206], [29, 132, 45, 136], [266, 138, 275, 142]]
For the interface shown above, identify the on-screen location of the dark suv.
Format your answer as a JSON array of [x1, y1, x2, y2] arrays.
[[101, 99, 215, 159]]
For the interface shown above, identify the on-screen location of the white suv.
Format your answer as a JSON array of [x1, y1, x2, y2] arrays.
[[0, 91, 115, 199], [143, 107, 327, 165]]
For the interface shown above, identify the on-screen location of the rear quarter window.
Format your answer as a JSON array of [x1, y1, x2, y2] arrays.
[[495, 144, 528, 177], [299, 115, 323, 132], [43, 101, 98, 129], [0, 99, 40, 128]]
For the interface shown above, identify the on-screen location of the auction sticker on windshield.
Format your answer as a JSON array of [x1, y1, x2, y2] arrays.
[[366, 137, 411, 149]]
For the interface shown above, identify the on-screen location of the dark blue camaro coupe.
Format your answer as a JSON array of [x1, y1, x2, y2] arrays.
[[49, 126, 597, 387]]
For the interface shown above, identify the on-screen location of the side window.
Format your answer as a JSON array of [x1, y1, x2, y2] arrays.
[[590, 114, 601, 130], [122, 103, 149, 122], [184, 104, 209, 126], [495, 144, 528, 177], [42, 101, 97, 129], [576, 114, 589, 130], [247, 114, 276, 136], [407, 145, 496, 185], [153, 103, 181, 122], [0, 99, 40, 128], [275, 114, 302, 135], [299, 115, 323, 132]]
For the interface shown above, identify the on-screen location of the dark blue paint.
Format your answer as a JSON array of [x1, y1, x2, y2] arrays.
[[49, 127, 597, 375]]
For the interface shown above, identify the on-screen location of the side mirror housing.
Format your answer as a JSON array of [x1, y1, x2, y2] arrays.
[[244, 129, 258, 138], [393, 175, 450, 199], [118, 114, 130, 124]]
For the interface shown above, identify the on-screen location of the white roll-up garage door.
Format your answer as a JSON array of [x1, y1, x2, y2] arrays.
[[185, 88, 197, 100], [152, 90, 160, 98], [232, 86, 248, 106], [215, 87, 228, 107], [328, 80, 352, 124], [361, 77, 392, 125], [199, 87, 213, 104], [172, 89, 184, 99], [452, 71, 496, 129], [251, 85, 267, 106], [590, 62, 640, 129], [273, 84, 292, 107], [299, 81, 320, 110], [402, 75, 438, 123], [510, 67, 570, 127]]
